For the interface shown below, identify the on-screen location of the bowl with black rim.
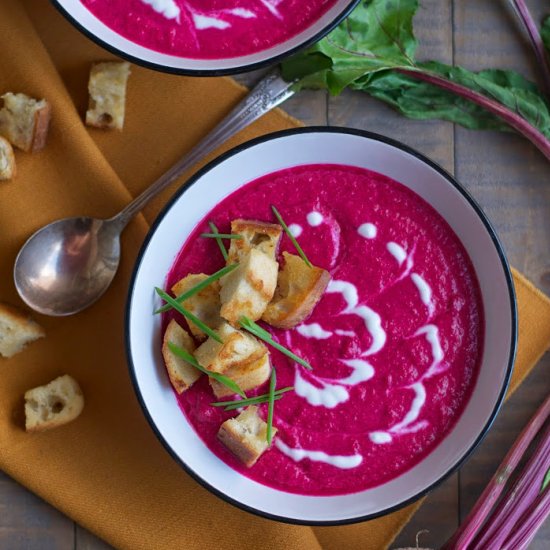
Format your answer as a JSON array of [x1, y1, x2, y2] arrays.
[[125, 127, 517, 524], [51, 0, 359, 76]]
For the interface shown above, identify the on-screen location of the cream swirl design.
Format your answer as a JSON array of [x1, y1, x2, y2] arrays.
[[281, 217, 442, 462], [168, 163, 483, 495]]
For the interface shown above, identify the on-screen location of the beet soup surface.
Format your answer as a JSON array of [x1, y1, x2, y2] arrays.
[[81, 0, 339, 59], [162, 163, 484, 496]]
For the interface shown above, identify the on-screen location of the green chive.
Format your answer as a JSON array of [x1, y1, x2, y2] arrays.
[[155, 287, 222, 343], [154, 263, 238, 314], [271, 205, 312, 268], [239, 316, 313, 370], [222, 395, 284, 412], [201, 233, 243, 239], [211, 387, 294, 409], [267, 368, 277, 444], [208, 221, 229, 261], [168, 342, 246, 398]]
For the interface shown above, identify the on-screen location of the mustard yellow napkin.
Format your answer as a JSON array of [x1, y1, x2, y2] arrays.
[[0, 2, 549, 549]]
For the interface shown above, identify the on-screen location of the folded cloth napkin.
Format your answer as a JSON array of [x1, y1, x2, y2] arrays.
[[0, 1, 549, 549]]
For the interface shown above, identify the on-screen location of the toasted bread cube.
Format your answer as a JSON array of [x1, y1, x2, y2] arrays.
[[218, 406, 275, 467], [162, 319, 200, 393], [263, 252, 330, 329], [227, 219, 282, 264], [24, 375, 84, 432], [170, 274, 222, 342], [0, 93, 51, 152], [0, 302, 45, 358], [0, 136, 15, 180], [220, 249, 278, 325], [194, 322, 266, 374], [210, 352, 271, 398], [86, 61, 131, 129]]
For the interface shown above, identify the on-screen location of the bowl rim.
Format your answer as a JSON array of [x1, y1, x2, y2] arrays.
[[50, 0, 360, 76], [125, 126, 518, 526]]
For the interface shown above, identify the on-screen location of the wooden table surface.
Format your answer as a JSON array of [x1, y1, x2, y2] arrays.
[[1, 0, 549, 548]]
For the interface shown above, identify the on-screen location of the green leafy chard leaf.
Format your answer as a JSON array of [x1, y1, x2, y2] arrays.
[[282, 0, 419, 94], [543, 467, 550, 493], [360, 63, 550, 137], [280, 0, 550, 143]]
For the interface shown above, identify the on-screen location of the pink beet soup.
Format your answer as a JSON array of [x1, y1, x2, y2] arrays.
[[163, 164, 484, 496], [80, 0, 339, 59]]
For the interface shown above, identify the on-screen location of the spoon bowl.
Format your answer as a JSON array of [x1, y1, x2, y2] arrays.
[[14, 217, 121, 316]]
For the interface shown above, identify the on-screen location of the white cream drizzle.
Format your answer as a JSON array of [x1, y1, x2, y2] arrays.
[[335, 329, 356, 337], [275, 439, 363, 469], [295, 371, 349, 409], [387, 241, 407, 266], [340, 359, 375, 384], [296, 323, 332, 340], [260, 0, 283, 19], [358, 223, 377, 239], [192, 13, 230, 30], [369, 325, 445, 444], [411, 273, 434, 315], [307, 211, 324, 227], [226, 8, 255, 18], [288, 223, 302, 238], [141, 0, 180, 21]]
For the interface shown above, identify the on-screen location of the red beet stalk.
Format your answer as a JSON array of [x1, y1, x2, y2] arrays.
[[442, 394, 550, 549], [501, 486, 550, 550], [509, 0, 550, 96], [396, 68, 550, 161], [473, 423, 550, 548]]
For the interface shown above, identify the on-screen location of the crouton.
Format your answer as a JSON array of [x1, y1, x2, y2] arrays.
[[0, 92, 51, 152], [220, 249, 278, 325], [0, 302, 45, 358], [217, 406, 275, 467], [263, 252, 330, 329], [86, 61, 131, 129], [171, 273, 222, 342], [162, 319, 200, 393], [24, 375, 84, 432], [194, 322, 266, 374], [227, 219, 282, 264], [0, 136, 15, 180], [210, 352, 271, 398]]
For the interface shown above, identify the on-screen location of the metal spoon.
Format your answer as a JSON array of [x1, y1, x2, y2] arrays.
[[14, 71, 296, 316]]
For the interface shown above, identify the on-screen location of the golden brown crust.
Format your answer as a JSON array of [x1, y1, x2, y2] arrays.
[[24, 375, 84, 432], [210, 352, 271, 398], [162, 319, 200, 393], [262, 252, 331, 329], [227, 219, 282, 264], [0, 135, 16, 180], [217, 406, 275, 467], [29, 102, 51, 152], [171, 273, 222, 342]]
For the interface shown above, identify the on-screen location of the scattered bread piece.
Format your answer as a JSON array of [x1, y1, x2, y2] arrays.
[[210, 352, 271, 398], [217, 406, 275, 467], [0, 136, 15, 180], [162, 319, 200, 393], [0, 302, 45, 358], [24, 375, 84, 432], [0, 92, 51, 152], [194, 321, 266, 375], [220, 249, 278, 325], [263, 252, 330, 329], [86, 61, 131, 130], [227, 219, 282, 264], [171, 274, 222, 342]]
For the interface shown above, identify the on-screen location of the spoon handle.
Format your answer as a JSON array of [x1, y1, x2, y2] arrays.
[[110, 70, 296, 230]]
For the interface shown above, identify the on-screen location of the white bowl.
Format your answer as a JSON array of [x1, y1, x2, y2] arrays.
[[125, 128, 517, 524], [52, 0, 359, 75]]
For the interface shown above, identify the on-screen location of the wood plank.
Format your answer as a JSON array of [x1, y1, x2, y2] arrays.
[[453, 0, 550, 547], [0, 471, 74, 549]]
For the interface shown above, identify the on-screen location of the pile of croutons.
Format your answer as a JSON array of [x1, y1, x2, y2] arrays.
[[162, 219, 330, 466]]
